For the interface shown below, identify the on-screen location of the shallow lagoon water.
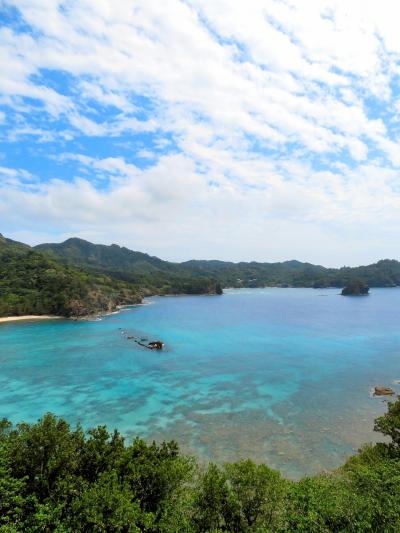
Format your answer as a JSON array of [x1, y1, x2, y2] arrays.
[[1, 288, 399, 478]]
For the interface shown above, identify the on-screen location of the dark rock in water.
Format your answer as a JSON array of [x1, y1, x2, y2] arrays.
[[341, 280, 369, 296], [148, 340, 164, 350], [215, 282, 223, 295], [374, 386, 395, 396]]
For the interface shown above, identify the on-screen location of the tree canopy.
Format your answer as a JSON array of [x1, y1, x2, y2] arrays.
[[1, 396, 400, 531]]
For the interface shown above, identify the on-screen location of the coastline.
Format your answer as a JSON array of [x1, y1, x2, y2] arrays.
[[0, 303, 145, 325], [0, 315, 62, 324]]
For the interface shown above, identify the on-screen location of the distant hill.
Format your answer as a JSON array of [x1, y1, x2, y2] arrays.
[[36, 238, 400, 288], [36, 238, 178, 273], [182, 259, 329, 288], [35, 238, 223, 294]]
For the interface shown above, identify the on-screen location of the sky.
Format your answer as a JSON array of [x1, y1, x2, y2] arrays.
[[0, 0, 400, 266]]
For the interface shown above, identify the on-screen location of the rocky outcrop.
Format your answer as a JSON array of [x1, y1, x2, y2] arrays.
[[148, 340, 164, 349], [374, 386, 395, 396], [215, 282, 223, 295], [66, 289, 143, 318], [341, 280, 369, 296]]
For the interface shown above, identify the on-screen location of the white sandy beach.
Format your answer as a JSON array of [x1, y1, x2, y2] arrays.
[[0, 315, 61, 324]]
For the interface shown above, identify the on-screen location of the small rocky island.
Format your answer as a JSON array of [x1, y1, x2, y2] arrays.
[[341, 279, 369, 296]]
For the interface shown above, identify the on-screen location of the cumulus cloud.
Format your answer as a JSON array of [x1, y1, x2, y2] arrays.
[[1, 0, 400, 265]]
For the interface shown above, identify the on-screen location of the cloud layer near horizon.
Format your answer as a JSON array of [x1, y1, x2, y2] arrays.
[[1, 0, 400, 265]]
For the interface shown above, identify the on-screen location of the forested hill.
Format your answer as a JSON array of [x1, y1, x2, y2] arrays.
[[36, 237, 179, 273], [35, 238, 223, 295], [183, 258, 400, 288], [36, 237, 400, 288], [0, 234, 143, 317], [0, 235, 222, 318]]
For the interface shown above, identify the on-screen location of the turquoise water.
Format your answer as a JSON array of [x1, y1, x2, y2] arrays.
[[1, 288, 399, 478]]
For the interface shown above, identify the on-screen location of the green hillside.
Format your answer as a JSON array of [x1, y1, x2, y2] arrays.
[[0, 235, 143, 318], [36, 237, 400, 288], [0, 235, 222, 318], [183, 258, 400, 288], [35, 238, 223, 295], [36, 237, 179, 273]]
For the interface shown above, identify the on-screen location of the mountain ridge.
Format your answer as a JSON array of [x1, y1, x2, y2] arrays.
[[35, 237, 400, 288]]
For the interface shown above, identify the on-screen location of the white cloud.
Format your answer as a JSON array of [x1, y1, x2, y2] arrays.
[[0, 165, 36, 188], [2, 152, 400, 266], [1, 0, 400, 264], [1, 0, 397, 153], [5, 126, 56, 142]]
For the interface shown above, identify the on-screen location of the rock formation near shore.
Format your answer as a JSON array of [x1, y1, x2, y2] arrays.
[[374, 386, 395, 396], [341, 280, 370, 296]]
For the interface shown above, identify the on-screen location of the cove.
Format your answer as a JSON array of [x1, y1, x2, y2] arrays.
[[1, 287, 399, 479]]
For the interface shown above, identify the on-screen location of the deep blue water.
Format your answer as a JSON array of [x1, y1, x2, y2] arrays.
[[1, 288, 399, 478]]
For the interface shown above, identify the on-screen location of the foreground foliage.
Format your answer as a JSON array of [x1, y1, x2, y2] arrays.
[[1, 397, 400, 532]]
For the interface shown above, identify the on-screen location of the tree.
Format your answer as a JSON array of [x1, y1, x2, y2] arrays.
[[225, 459, 285, 530], [69, 471, 142, 532], [192, 464, 231, 532], [374, 395, 400, 449]]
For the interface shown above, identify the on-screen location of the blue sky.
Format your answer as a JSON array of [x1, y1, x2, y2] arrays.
[[1, 0, 400, 266]]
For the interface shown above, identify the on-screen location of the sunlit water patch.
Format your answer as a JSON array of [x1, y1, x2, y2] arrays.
[[1, 288, 399, 478]]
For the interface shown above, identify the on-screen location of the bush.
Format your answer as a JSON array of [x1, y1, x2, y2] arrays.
[[0, 398, 399, 531]]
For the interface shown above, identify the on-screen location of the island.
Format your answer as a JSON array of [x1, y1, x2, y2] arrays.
[[341, 279, 370, 296]]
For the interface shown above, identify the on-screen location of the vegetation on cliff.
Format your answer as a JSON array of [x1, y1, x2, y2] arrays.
[[0, 397, 399, 531]]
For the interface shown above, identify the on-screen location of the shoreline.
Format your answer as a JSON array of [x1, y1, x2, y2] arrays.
[[0, 303, 145, 325], [0, 315, 62, 324]]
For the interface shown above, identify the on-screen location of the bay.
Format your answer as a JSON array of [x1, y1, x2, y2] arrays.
[[1, 287, 399, 478]]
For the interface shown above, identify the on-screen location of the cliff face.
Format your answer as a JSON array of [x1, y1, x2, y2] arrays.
[[62, 288, 143, 318]]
